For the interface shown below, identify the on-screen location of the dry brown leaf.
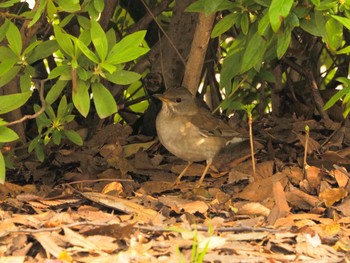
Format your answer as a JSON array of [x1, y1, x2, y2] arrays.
[[332, 169, 349, 188], [0, 183, 36, 196], [233, 201, 270, 217], [283, 166, 303, 185], [321, 151, 350, 165], [123, 140, 156, 157], [101, 182, 124, 194], [305, 165, 322, 191], [34, 232, 66, 258], [312, 221, 340, 238], [63, 227, 101, 251], [85, 235, 119, 252], [267, 181, 290, 225], [255, 160, 274, 179], [319, 187, 348, 207], [234, 173, 287, 202], [0, 256, 25, 263], [296, 133, 320, 154], [158, 195, 209, 214], [81, 192, 164, 224], [83, 223, 134, 239]]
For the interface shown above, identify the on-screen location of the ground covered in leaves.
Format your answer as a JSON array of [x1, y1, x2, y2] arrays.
[[1, 117, 350, 262]]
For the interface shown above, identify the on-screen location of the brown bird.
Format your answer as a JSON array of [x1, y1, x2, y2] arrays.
[[154, 86, 245, 187]]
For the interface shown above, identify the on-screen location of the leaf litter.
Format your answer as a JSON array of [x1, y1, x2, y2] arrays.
[[1, 121, 350, 262]]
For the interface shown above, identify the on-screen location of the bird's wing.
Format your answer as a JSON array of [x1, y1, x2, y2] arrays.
[[189, 108, 242, 139]]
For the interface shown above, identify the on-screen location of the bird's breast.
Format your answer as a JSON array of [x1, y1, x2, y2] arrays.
[[156, 112, 226, 162]]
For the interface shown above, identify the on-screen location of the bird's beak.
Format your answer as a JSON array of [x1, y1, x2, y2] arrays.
[[153, 94, 172, 103]]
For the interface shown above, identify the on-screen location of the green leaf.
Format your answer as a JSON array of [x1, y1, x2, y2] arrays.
[[47, 0, 57, 20], [57, 95, 68, 119], [0, 58, 18, 77], [240, 13, 249, 35], [91, 82, 117, 118], [311, 0, 320, 5], [240, 32, 267, 73], [0, 66, 21, 88], [186, 0, 235, 14], [324, 88, 349, 110], [48, 65, 70, 80], [105, 70, 141, 85], [27, 40, 59, 64], [336, 45, 350, 54], [106, 29, 116, 53], [0, 126, 19, 143], [0, 91, 32, 114], [28, 0, 47, 28], [6, 20, 22, 56], [0, 20, 10, 42], [106, 31, 149, 65], [331, 15, 350, 31], [35, 144, 45, 162], [258, 11, 270, 36], [0, 0, 20, 8], [23, 40, 42, 56], [325, 18, 343, 51], [91, 20, 108, 61], [20, 72, 31, 92], [54, 26, 74, 57], [211, 13, 239, 38], [54, 0, 80, 12], [94, 0, 104, 13], [300, 11, 325, 37], [269, 0, 293, 32], [52, 129, 61, 145], [73, 80, 90, 117], [0, 151, 5, 184], [220, 51, 243, 88], [100, 62, 116, 74], [77, 15, 90, 29], [75, 38, 99, 63], [64, 130, 83, 146], [277, 29, 291, 59], [315, 0, 337, 11]]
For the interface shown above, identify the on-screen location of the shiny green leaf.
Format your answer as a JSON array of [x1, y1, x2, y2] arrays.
[[73, 80, 90, 117], [0, 91, 32, 114], [7, 20, 22, 56], [64, 130, 83, 145], [0, 126, 19, 142], [45, 80, 68, 105], [105, 70, 141, 85], [91, 20, 108, 61], [106, 31, 149, 64], [0, 66, 21, 88], [91, 82, 117, 118], [325, 18, 343, 50], [211, 13, 239, 38], [75, 38, 99, 63], [28, 0, 46, 28], [240, 32, 267, 73], [27, 40, 58, 64], [269, 0, 293, 32], [55, 0, 80, 12], [54, 26, 74, 57]]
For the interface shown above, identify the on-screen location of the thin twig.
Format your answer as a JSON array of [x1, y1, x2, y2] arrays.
[[4, 79, 47, 127], [303, 125, 309, 175]]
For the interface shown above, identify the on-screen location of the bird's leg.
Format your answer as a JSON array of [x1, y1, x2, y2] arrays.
[[173, 161, 192, 185], [195, 160, 212, 188]]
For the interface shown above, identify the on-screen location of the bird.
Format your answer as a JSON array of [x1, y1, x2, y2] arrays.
[[154, 86, 246, 187]]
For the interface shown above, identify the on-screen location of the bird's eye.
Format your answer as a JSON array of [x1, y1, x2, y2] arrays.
[[175, 97, 182, 103]]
